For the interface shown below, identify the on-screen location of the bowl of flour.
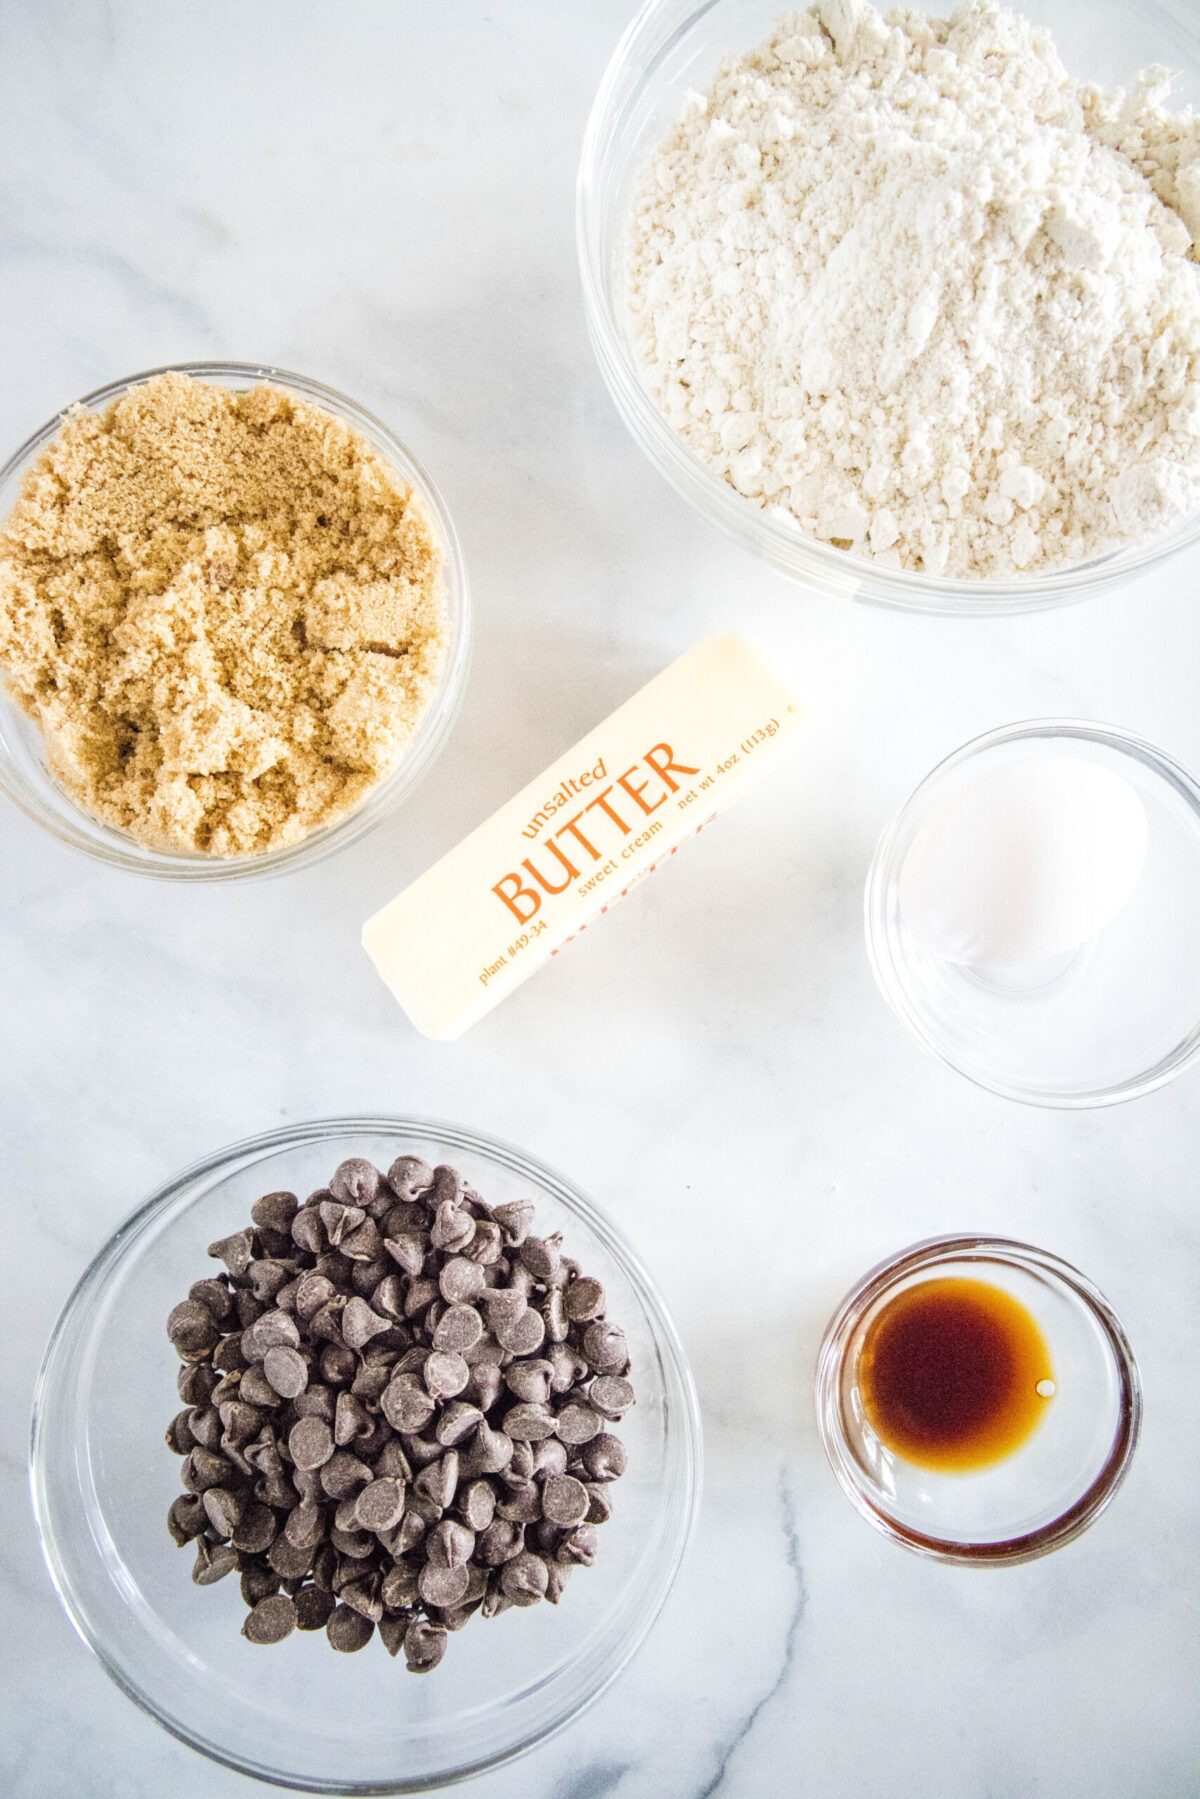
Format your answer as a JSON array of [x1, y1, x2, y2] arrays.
[[579, 0, 1200, 611]]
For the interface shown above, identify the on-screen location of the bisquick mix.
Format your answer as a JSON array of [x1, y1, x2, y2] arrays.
[[627, 0, 1200, 577], [0, 373, 445, 855]]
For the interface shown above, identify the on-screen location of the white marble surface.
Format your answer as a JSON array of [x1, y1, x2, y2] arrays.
[[3, 3, 1200, 1795]]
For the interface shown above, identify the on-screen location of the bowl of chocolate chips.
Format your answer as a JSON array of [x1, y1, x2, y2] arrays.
[[31, 1117, 701, 1793]]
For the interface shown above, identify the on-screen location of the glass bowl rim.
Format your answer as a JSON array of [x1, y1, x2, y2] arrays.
[[864, 717, 1200, 1107], [814, 1233, 1142, 1566], [0, 359, 472, 883], [576, 0, 1200, 616], [28, 1113, 704, 1794]]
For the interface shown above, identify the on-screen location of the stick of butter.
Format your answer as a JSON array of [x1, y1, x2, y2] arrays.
[[363, 634, 802, 1038]]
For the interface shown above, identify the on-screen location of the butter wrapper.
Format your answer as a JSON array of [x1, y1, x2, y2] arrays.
[[363, 634, 802, 1038]]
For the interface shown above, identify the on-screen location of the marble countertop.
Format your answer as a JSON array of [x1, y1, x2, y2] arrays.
[[2, 4, 1199, 1796]]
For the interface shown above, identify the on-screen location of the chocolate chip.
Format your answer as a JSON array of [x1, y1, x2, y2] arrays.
[[495, 1307, 545, 1356], [320, 1450, 373, 1500], [557, 1524, 598, 1566], [167, 1493, 206, 1545], [240, 1562, 281, 1606], [327, 1604, 374, 1652], [177, 1363, 216, 1406], [462, 1419, 513, 1478], [330, 1159, 383, 1209], [415, 1450, 460, 1511], [547, 1344, 589, 1393], [434, 1304, 483, 1353], [543, 1288, 568, 1344], [541, 1474, 590, 1527], [381, 1371, 436, 1433], [404, 1618, 448, 1672], [285, 1502, 327, 1550], [589, 1374, 635, 1419], [582, 1321, 629, 1374], [333, 1389, 371, 1447], [341, 1295, 390, 1352], [476, 1519, 525, 1566], [554, 1402, 603, 1445], [532, 1438, 568, 1481], [294, 1273, 334, 1320], [519, 1236, 563, 1286], [189, 1277, 235, 1322], [504, 1358, 553, 1404], [193, 1540, 239, 1585], [243, 1593, 296, 1644], [383, 1232, 426, 1278], [251, 1190, 299, 1233], [459, 1479, 497, 1532], [463, 1219, 502, 1266], [263, 1345, 308, 1399], [295, 1585, 336, 1631], [319, 1342, 356, 1387], [427, 1517, 475, 1568], [165, 1408, 194, 1455], [482, 1287, 525, 1334], [387, 1155, 433, 1201], [181, 1446, 229, 1492], [430, 1202, 474, 1255], [319, 1200, 366, 1248], [289, 1416, 335, 1471], [341, 1219, 385, 1264], [418, 1561, 470, 1607], [503, 1402, 557, 1442], [242, 1309, 300, 1362], [500, 1551, 549, 1607], [544, 1560, 572, 1604], [246, 1260, 292, 1304], [268, 1534, 315, 1580], [435, 1400, 484, 1447], [585, 1483, 613, 1525], [291, 1209, 325, 1256], [166, 1299, 219, 1361], [564, 1277, 606, 1322], [202, 1486, 243, 1538], [491, 1200, 535, 1246], [354, 1476, 406, 1532], [439, 1257, 486, 1304], [237, 1366, 275, 1408], [582, 1432, 628, 1482], [423, 1350, 469, 1400], [208, 1230, 255, 1276]]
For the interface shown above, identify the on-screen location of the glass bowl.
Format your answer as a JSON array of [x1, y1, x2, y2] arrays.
[[578, 0, 1200, 615], [30, 1116, 701, 1793], [815, 1236, 1141, 1564], [0, 362, 471, 880], [865, 721, 1200, 1106]]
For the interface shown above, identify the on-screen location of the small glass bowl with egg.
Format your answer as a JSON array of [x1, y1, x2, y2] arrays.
[[865, 721, 1200, 1105]]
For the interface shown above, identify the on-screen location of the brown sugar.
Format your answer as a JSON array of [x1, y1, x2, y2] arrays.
[[0, 372, 446, 856]]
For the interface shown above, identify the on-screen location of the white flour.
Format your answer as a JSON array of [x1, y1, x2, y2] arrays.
[[627, 0, 1200, 578]]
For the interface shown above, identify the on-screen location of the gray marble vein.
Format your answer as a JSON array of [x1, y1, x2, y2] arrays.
[[695, 1469, 808, 1799]]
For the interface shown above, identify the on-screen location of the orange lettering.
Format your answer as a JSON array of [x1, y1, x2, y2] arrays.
[[523, 841, 579, 895], [493, 872, 541, 924], [555, 812, 603, 862], [583, 785, 632, 834], [616, 764, 665, 817], [643, 743, 700, 793]]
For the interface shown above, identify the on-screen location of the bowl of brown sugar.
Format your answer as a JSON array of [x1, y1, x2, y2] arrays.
[[0, 362, 470, 879]]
